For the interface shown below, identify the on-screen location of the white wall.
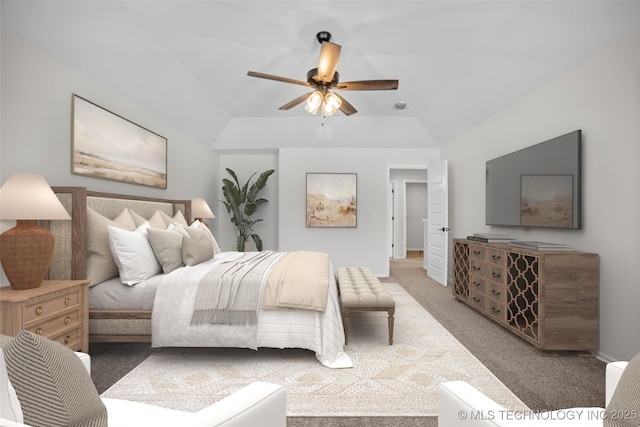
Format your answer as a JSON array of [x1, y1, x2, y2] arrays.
[[278, 148, 438, 276], [442, 29, 640, 362], [0, 31, 219, 281]]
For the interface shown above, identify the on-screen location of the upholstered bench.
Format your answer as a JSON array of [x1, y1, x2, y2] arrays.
[[336, 266, 395, 345]]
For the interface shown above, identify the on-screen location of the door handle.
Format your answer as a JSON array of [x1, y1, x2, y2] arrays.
[[440, 227, 450, 232]]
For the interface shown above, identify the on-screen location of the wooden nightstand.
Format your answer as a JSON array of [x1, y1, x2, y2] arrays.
[[0, 280, 90, 352]]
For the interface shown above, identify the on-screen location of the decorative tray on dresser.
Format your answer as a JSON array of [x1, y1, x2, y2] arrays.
[[0, 279, 90, 352], [452, 239, 599, 352]]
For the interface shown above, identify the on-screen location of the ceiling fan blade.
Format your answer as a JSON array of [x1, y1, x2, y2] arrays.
[[315, 42, 341, 84], [278, 92, 313, 110], [247, 71, 311, 88], [336, 80, 399, 91], [333, 93, 357, 116]]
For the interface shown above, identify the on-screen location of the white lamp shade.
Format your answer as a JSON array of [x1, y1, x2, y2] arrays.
[[191, 198, 215, 219], [0, 173, 70, 220]]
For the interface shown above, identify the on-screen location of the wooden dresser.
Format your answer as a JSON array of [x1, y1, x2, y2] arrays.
[[0, 280, 90, 352], [452, 239, 599, 351]]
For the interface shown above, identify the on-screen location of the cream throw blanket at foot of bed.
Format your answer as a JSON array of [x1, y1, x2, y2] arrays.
[[262, 251, 329, 312]]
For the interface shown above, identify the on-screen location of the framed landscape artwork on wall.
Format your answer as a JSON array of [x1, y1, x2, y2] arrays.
[[306, 173, 357, 228], [72, 94, 167, 189], [520, 174, 573, 228]]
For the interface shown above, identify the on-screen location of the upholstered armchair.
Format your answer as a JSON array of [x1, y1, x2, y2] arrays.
[[1, 331, 286, 427], [438, 360, 634, 427]]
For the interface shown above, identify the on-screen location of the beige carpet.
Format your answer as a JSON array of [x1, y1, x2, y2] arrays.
[[101, 283, 528, 417]]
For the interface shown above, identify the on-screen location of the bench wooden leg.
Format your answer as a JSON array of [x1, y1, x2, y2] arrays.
[[388, 307, 395, 345]]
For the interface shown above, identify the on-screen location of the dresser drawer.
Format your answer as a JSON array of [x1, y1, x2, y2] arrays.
[[23, 289, 79, 324], [485, 282, 507, 305], [485, 300, 506, 322], [469, 276, 487, 294], [48, 328, 80, 349], [471, 290, 506, 322], [470, 291, 486, 310], [24, 310, 79, 337], [469, 245, 507, 267], [470, 260, 507, 284]]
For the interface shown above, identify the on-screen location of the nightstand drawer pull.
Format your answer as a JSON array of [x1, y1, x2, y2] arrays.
[[35, 328, 43, 335], [35, 306, 43, 316], [65, 297, 71, 305], [65, 316, 71, 325], [64, 336, 71, 344]]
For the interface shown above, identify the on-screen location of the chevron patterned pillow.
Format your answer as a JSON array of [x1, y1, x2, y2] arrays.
[[605, 353, 640, 427], [3, 331, 107, 427]]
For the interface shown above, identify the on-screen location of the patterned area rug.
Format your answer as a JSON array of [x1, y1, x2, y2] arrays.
[[101, 283, 528, 416]]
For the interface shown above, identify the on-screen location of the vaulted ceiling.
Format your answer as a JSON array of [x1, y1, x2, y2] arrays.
[[2, 1, 639, 151]]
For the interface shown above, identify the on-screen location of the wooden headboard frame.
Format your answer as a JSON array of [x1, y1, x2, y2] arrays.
[[47, 187, 191, 281]]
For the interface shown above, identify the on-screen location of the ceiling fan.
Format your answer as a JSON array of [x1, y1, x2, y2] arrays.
[[247, 31, 399, 116]]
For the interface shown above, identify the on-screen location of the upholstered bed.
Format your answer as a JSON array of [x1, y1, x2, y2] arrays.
[[47, 187, 352, 368]]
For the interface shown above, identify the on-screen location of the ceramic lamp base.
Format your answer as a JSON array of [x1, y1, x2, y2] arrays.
[[0, 220, 54, 289]]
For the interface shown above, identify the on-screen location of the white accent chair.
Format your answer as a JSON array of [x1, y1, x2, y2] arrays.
[[1, 350, 287, 427], [438, 361, 628, 427]]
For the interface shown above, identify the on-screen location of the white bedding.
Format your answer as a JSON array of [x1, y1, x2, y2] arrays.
[[89, 275, 163, 310], [151, 251, 353, 368]]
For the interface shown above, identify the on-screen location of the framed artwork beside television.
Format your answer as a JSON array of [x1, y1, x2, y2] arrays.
[[71, 94, 168, 189], [520, 174, 573, 228], [306, 173, 357, 228]]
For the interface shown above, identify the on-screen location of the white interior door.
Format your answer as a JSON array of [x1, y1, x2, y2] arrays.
[[427, 160, 449, 286]]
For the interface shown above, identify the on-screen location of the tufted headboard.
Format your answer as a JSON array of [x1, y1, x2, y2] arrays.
[[47, 187, 191, 281]]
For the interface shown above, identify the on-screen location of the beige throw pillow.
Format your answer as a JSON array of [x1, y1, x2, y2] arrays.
[[158, 209, 188, 227], [86, 207, 136, 286], [147, 227, 185, 273], [189, 220, 222, 255], [3, 331, 107, 427], [182, 232, 214, 266]]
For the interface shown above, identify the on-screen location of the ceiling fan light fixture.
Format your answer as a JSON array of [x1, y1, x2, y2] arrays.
[[323, 92, 342, 116], [305, 91, 323, 115]]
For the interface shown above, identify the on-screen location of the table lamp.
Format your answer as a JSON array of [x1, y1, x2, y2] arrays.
[[191, 198, 215, 224], [0, 173, 71, 289]]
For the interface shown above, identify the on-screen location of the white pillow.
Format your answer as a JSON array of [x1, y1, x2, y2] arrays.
[[107, 222, 161, 285], [189, 220, 222, 254], [0, 348, 23, 423]]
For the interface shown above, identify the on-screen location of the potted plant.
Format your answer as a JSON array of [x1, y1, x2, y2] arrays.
[[221, 168, 275, 251]]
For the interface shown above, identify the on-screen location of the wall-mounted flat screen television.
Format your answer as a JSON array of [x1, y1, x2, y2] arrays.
[[486, 130, 582, 229]]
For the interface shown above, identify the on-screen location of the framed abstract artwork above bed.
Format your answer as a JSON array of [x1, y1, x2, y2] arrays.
[[306, 173, 357, 228], [71, 94, 168, 189]]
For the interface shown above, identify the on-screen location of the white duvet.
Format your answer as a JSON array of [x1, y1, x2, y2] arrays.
[[151, 251, 353, 368]]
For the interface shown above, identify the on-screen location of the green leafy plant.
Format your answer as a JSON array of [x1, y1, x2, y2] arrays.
[[221, 168, 275, 251]]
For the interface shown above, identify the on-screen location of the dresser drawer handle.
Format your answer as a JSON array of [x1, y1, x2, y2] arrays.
[[35, 306, 43, 316], [64, 316, 71, 325], [491, 254, 501, 260], [472, 281, 480, 287], [35, 328, 43, 335], [65, 297, 71, 305], [491, 307, 501, 314], [491, 272, 501, 278], [491, 289, 501, 296], [64, 336, 71, 344]]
